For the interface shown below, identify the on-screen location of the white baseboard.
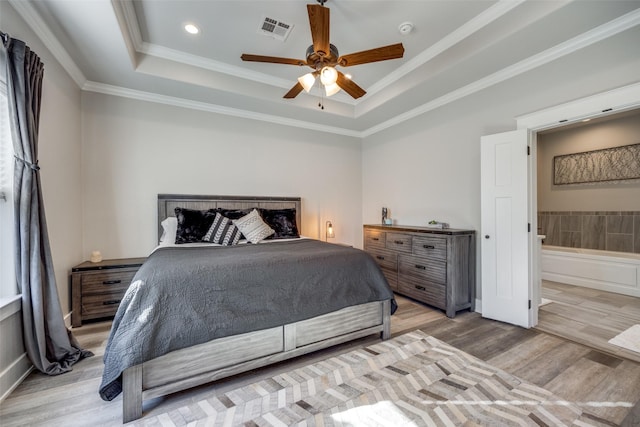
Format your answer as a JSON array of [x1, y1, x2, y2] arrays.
[[474, 298, 482, 314], [0, 353, 33, 403]]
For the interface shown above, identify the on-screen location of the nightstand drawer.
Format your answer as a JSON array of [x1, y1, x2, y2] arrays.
[[399, 254, 446, 284], [82, 292, 125, 319], [81, 271, 136, 295], [71, 257, 146, 327], [386, 233, 411, 253], [412, 236, 447, 261]]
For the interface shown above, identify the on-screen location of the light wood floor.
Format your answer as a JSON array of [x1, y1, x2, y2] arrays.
[[2, 295, 640, 426], [538, 280, 640, 363]]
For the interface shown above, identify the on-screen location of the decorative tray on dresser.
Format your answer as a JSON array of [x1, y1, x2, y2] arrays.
[[364, 224, 475, 318], [71, 257, 146, 327]]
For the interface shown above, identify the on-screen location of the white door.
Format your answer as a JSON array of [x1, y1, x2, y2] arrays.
[[481, 129, 530, 327]]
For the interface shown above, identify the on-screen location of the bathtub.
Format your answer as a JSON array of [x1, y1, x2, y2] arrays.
[[541, 245, 640, 297]]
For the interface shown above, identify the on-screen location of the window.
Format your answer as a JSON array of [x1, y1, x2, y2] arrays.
[[0, 82, 17, 299]]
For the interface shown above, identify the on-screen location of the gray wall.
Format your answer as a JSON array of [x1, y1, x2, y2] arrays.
[[362, 25, 640, 299], [80, 92, 364, 257]]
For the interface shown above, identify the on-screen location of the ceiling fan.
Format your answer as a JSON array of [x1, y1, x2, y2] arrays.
[[241, 0, 404, 100]]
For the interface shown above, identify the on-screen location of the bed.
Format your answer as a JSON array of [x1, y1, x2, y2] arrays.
[[99, 194, 395, 423]]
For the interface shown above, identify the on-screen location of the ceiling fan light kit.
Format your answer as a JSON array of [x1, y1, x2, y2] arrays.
[[241, 0, 405, 103], [320, 66, 338, 86], [298, 73, 317, 93], [324, 82, 341, 97]]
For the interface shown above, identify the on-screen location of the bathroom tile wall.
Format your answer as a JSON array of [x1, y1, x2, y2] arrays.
[[538, 211, 640, 254]]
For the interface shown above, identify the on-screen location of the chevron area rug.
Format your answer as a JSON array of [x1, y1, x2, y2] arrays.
[[131, 330, 602, 426], [608, 324, 640, 353]]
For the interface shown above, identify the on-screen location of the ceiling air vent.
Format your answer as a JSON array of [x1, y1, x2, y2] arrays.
[[258, 16, 294, 41]]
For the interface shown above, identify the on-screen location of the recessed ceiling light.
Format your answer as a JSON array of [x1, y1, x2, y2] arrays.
[[184, 24, 199, 34], [582, 118, 591, 122]]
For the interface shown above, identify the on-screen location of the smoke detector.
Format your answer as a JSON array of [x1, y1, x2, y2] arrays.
[[258, 16, 294, 41], [398, 22, 414, 35]]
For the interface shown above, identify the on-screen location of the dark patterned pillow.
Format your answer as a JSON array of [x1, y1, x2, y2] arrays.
[[203, 213, 242, 245], [174, 207, 216, 244], [259, 208, 300, 239], [215, 208, 252, 220]]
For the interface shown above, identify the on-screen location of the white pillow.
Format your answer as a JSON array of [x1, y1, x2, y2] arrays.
[[159, 216, 178, 246], [233, 209, 275, 244]]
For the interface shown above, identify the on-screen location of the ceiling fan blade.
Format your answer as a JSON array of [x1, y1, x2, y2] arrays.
[[241, 54, 307, 66], [336, 71, 366, 99], [307, 4, 330, 57], [283, 82, 304, 99], [338, 43, 405, 67]]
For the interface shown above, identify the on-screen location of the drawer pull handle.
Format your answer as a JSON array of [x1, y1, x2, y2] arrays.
[[423, 245, 435, 249], [102, 300, 121, 305], [415, 285, 426, 291], [376, 256, 385, 260], [102, 280, 122, 285], [415, 265, 426, 270], [394, 240, 404, 245], [372, 238, 380, 241]]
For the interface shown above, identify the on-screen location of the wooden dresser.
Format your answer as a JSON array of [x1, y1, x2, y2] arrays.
[[71, 257, 146, 327], [364, 224, 475, 318]]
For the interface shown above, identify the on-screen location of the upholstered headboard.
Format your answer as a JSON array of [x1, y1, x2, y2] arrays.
[[157, 194, 302, 243]]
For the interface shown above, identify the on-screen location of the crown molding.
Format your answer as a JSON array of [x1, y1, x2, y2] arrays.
[[110, 0, 142, 68], [8, 0, 86, 88], [361, 8, 640, 137], [12, 0, 640, 139], [116, 0, 354, 103], [82, 81, 362, 138], [120, 1, 523, 107], [140, 42, 295, 90], [516, 81, 640, 131], [361, 0, 525, 102]]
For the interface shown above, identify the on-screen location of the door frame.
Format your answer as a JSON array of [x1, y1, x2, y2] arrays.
[[514, 81, 640, 327]]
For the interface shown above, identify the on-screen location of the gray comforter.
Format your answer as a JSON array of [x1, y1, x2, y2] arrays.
[[99, 239, 395, 401]]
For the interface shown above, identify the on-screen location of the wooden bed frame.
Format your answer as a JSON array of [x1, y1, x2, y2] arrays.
[[120, 194, 392, 422]]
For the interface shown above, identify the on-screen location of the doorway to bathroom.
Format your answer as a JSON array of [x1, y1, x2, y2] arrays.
[[534, 108, 640, 361]]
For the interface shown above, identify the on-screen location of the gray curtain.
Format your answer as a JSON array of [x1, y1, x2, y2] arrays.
[[2, 32, 92, 375]]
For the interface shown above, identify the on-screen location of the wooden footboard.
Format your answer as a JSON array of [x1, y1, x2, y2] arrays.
[[122, 299, 391, 423]]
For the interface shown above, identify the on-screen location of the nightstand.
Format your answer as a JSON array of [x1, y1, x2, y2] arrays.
[[71, 257, 146, 327]]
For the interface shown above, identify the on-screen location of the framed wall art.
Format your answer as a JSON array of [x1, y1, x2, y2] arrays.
[[553, 142, 640, 185]]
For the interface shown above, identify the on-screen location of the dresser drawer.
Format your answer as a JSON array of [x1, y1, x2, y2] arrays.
[[81, 270, 136, 295], [398, 277, 446, 310], [81, 291, 125, 319], [366, 247, 398, 271], [399, 254, 446, 284], [386, 233, 412, 253], [381, 268, 398, 291], [413, 236, 447, 261], [364, 229, 386, 249]]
